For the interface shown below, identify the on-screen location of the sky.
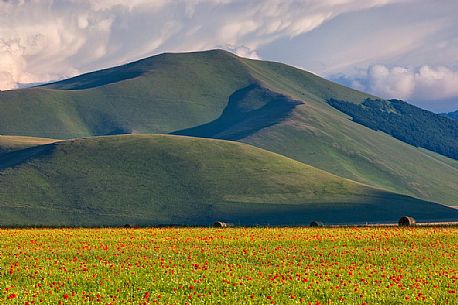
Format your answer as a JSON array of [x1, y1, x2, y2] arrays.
[[1, 0, 457, 112]]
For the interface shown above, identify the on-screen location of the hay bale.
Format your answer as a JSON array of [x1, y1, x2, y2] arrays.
[[213, 221, 233, 228], [310, 221, 324, 227], [398, 216, 416, 227]]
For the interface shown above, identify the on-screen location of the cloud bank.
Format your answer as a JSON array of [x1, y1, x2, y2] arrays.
[[334, 65, 458, 106], [0, 0, 396, 90], [0, 0, 457, 111]]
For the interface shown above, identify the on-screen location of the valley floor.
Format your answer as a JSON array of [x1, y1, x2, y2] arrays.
[[1, 227, 457, 304]]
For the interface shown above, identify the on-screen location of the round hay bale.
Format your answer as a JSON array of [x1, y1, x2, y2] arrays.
[[213, 221, 227, 228], [398, 216, 416, 227], [310, 221, 324, 227], [213, 221, 233, 228]]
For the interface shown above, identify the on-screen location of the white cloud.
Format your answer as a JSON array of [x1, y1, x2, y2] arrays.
[[413, 66, 458, 101], [340, 65, 458, 102], [1, 0, 457, 112], [367, 65, 415, 99], [0, 0, 108, 88], [85, 0, 169, 12], [0, 0, 399, 90], [223, 45, 260, 59]]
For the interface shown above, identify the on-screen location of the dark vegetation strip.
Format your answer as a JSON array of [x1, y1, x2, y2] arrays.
[[2, 222, 458, 229], [328, 98, 458, 160]]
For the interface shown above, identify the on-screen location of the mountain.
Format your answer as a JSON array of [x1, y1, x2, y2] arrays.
[[0, 50, 458, 206], [0, 134, 456, 226]]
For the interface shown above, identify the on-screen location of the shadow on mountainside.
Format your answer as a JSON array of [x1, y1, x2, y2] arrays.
[[173, 83, 302, 140]]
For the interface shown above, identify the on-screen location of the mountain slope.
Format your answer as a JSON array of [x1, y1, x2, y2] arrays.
[[0, 50, 458, 204], [206, 56, 458, 204], [0, 134, 456, 226]]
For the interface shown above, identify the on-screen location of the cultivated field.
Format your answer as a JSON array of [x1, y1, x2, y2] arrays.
[[1, 227, 457, 304]]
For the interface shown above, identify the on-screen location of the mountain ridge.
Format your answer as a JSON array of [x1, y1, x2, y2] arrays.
[[0, 49, 458, 205]]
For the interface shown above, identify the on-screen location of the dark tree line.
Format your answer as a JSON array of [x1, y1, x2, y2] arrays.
[[328, 98, 458, 161]]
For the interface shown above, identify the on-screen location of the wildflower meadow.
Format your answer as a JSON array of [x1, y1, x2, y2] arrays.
[[1, 227, 457, 304]]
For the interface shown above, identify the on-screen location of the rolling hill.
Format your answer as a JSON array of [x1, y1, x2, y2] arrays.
[[0, 50, 457, 206], [0, 134, 456, 226]]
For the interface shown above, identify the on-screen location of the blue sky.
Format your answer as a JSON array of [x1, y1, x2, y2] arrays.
[[1, 0, 457, 111]]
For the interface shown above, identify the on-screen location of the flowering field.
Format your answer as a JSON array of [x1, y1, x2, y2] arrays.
[[1, 227, 457, 304]]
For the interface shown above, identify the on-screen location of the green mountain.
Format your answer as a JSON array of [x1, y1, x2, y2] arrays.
[[0, 50, 457, 206], [0, 134, 456, 226]]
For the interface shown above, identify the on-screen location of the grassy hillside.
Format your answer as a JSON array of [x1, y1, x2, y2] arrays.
[[0, 134, 456, 226], [0, 50, 458, 204], [229, 58, 458, 204], [181, 55, 458, 204]]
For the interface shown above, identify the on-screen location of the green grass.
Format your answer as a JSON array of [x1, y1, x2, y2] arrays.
[[0, 49, 457, 205], [0, 134, 456, 226]]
